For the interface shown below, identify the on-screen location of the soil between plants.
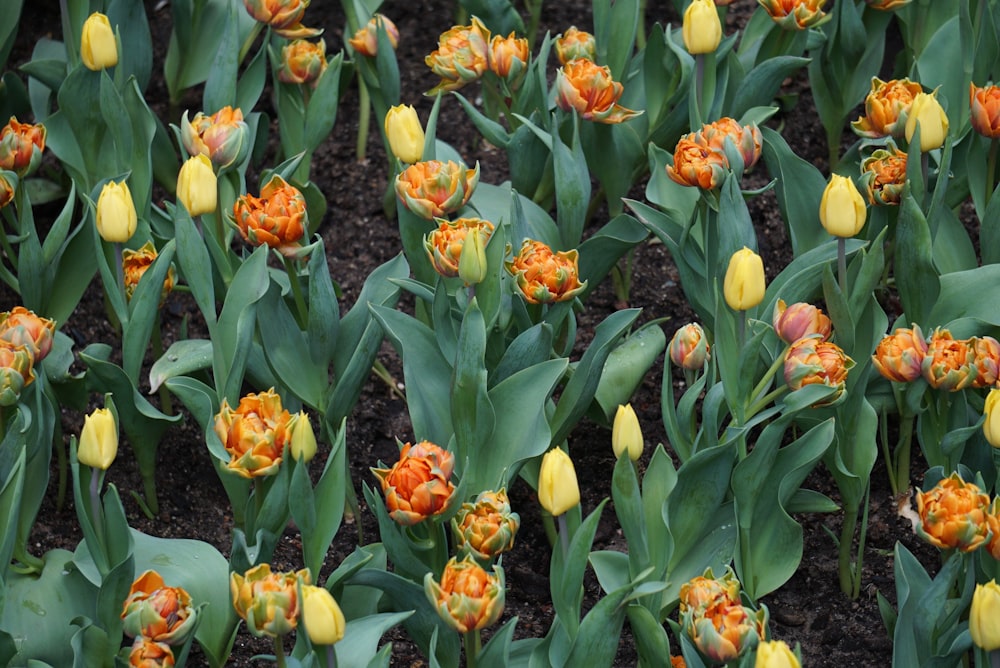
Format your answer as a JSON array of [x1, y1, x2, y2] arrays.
[[5, 1, 942, 666]]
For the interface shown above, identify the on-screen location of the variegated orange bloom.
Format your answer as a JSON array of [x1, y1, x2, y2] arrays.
[[424, 557, 505, 633], [507, 239, 587, 304], [121, 570, 197, 645], [865, 0, 912, 10], [698, 117, 763, 171], [670, 657, 687, 668], [0, 117, 45, 176], [688, 601, 767, 663], [758, 0, 830, 29], [915, 472, 991, 552], [554, 58, 640, 124], [232, 175, 307, 256], [985, 499, 1000, 559], [395, 159, 479, 219], [425, 17, 490, 93], [424, 217, 495, 278], [214, 388, 292, 478], [0, 172, 13, 208], [921, 328, 977, 391], [555, 26, 596, 65], [0, 340, 34, 406], [971, 336, 1000, 388], [373, 440, 456, 525], [0, 306, 54, 361], [667, 134, 729, 189], [348, 14, 399, 57], [860, 144, 907, 205], [971, 83, 1000, 139], [679, 568, 741, 617], [772, 300, 831, 345], [852, 77, 923, 139], [128, 637, 175, 668], [242, 0, 320, 38], [452, 489, 520, 561], [784, 336, 853, 405], [277, 38, 328, 88], [669, 322, 710, 370], [488, 32, 529, 86], [181, 106, 249, 170], [230, 563, 310, 638], [122, 242, 176, 305], [872, 325, 927, 383]]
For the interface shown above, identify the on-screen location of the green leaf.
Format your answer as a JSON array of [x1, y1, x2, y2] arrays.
[[893, 192, 939, 334], [304, 53, 345, 150], [593, 0, 638, 80], [665, 444, 736, 571], [553, 115, 590, 250], [760, 126, 829, 255], [216, 246, 270, 403], [257, 283, 326, 408], [563, 583, 629, 667], [122, 240, 176, 383], [594, 321, 666, 420], [173, 205, 217, 329], [149, 339, 214, 393], [552, 499, 608, 638], [451, 299, 496, 487], [730, 56, 809, 119], [336, 612, 414, 668]]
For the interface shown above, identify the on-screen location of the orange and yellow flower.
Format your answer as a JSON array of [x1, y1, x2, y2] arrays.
[[698, 117, 763, 172], [915, 472, 991, 552], [425, 17, 490, 93], [0, 340, 34, 406], [0, 117, 45, 176], [181, 106, 249, 170], [971, 336, 1000, 388], [452, 489, 520, 562], [872, 325, 928, 383], [555, 27, 596, 65], [122, 242, 176, 305], [121, 570, 197, 645], [277, 38, 328, 88], [424, 217, 495, 279], [971, 83, 1000, 139], [230, 563, 309, 638], [860, 144, 907, 206], [214, 388, 292, 478], [667, 134, 729, 189], [128, 637, 175, 667], [669, 322, 710, 370], [554, 58, 640, 124], [232, 175, 308, 256], [424, 556, 505, 633], [679, 568, 741, 617], [921, 328, 977, 391], [488, 32, 529, 87], [395, 159, 479, 219], [507, 239, 587, 304], [373, 441, 456, 525], [772, 300, 831, 345], [852, 77, 923, 139], [0, 306, 55, 362], [784, 336, 853, 405], [242, 0, 320, 39], [348, 14, 399, 57], [758, 0, 830, 30], [0, 173, 13, 209]]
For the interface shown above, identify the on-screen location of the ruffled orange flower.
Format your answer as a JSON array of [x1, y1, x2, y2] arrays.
[[0, 306, 55, 361], [181, 106, 249, 170], [425, 17, 490, 93], [971, 83, 1000, 139], [121, 570, 197, 645], [916, 472, 991, 552], [554, 58, 640, 124], [860, 144, 907, 206], [784, 336, 853, 405], [128, 637, 175, 667], [395, 159, 479, 219], [423, 217, 494, 279], [971, 335, 1000, 388], [232, 175, 308, 256], [452, 489, 520, 561], [698, 117, 763, 171], [0, 340, 34, 406], [373, 441, 456, 525], [507, 239, 587, 304], [772, 300, 831, 345], [921, 328, 977, 391], [488, 32, 529, 86], [0, 117, 45, 176], [852, 77, 923, 139], [230, 563, 310, 638], [122, 242, 176, 305], [348, 14, 399, 57], [213, 388, 292, 478], [758, 0, 830, 30], [277, 38, 328, 88], [667, 134, 729, 189], [872, 325, 927, 383], [424, 556, 505, 633], [679, 569, 741, 617], [242, 0, 321, 38], [555, 26, 596, 65], [669, 322, 710, 370]]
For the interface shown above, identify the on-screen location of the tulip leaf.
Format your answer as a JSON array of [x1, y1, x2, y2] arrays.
[[927, 264, 1000, 328], [122, 239, 176, 384], [149, 339, 213, 392], [334, 253, 407, 379], [760, 126, 829, 255], [477, 616, 518, 668], [730, 56, 809, 120], [589, 549, 631, 596], [306, 234, 339, 371], [612, 452, 648, 571], [930, 203, 977, 274], [257, 283, 326, 409], [552, 115, 590, 250], [627, 604, 672, 668], [217, 245, 270, 403], [664, 443, 736, 570], [202, 1, 239, 113], [453, 92, 511, 149], [894, 192, 939, 329], [551, 499, 608, 639], [451, 299, 496, 489], [305, 53, 345, 150], [490, 322, 553, 387], [761, 237, 865, 321], [335, 612, 414, 668], [0, 447, 25, 572], [576, 213, 649, 300]]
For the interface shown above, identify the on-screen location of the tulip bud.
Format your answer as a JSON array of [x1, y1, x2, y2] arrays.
[[457, 222, 488, 285], [300, 585, 345, 645], [915, 472, 991, 552], [78, 407, 118, 470], [819, 174, 867, 238], [972, 581, 1000, 651], [424, 557, 505, 633], [452, 489, 520, 561], [683, 0, 722, 55], [905, 90, 949, 152], [288, 411, 317, 462], [970, 83, 1000, 139], [384, 104, 425, 164], [723, 247, 765, 311], [554, 27, 596, 65], [96, 180, 137, 243], [0, 341, 34, 406], [128, 637, 175, 667], [176, 154, 218, 216], [755, 640, 801, 668], [669, 323, 710, 370], [985, 388, 1000, 448], [538, 447, 580, 516], [81, 13, 118, 71], [772, 300, 831, 345], [612, 404, 643, 461]]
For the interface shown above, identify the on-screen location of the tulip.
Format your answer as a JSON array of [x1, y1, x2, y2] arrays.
[[679, 568, 742, 616], [232, 175, 308, 256], [758, 0, 830, 30], [348, 14, 399, 57], [987, 499, 1000, 559], [612, 404, 643, 461], [230, 563, 310, 637], [915, 472, 991, 551], [0, 306, 55, 361], [121, 570, 197, 645], [755, 640, 801, 668], [860, 144, 907, 206], [772, 300, 831, 345], [683, 0, 722, 55], [971, 83, 1000, 139], [985, 388, 1000, 448], [972, 336, 1000, 388], [555, 26, 596, 65], [871, 325, 928, 383], [0, 173, 13, 208], [698, 118, 763, 172], [372, 441, 456, 525], [277, 38, 328, 88], [0, 118, 45, 176], [176, 154, 218, 216], [669, 322, 710, 370], [971, 581, 1000, 651], [852, 77, 923, 139], [457, 219, 489, 285], [214, 388, 292, 478], [81, 12, 118, 71], [425, 18, 490, 93], [395, 159, 479, 219], [0, 341, 34, 406], [384, 104, 425, 165], [667, 134, 729, 189], [452, 489, 520, 561], [784, 337, 853, 405], [95, 180, 137, 243], [128, 637, 175, 667], [180, 106, 249, 170], [538, 447, 580, 516], [424, 217, 495, 279], [242, 0, 320, 39], [686, 599, 767, 663], [78, 407, 118, 470], [905, 90, 949, 151], [488, 32, 529, 86], [507, 240, 587, 305], [921, 328, 977, 391], [122, 242, 176, 304], [819, 174, 867, 238], [723, 247, 765, 311], [554, 58, 641, 124], [287, 411, 317, 462], [424, 557, 505, 633], [300, 585, 346, 645]]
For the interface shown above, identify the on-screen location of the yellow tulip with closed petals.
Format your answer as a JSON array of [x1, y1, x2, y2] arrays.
[[300, 585, 345, 645], [905, 91, 949, 151], [971, 580, 1000, 651], [538, 447, 579, 516], [612, 404, 643, 461], [96, 180, 137, 243], [819, 174, 867, 238], [176, 154, 218, 216], [81, 13, 118, 71], [384, 104, 424, 164], [755, 640, 800, 668], [78, 407, 118, 470], [683, 0, 722, 55], [723, 247, 765, 311], [984, 388, 1000, 448], [288, 411, 317, 462]]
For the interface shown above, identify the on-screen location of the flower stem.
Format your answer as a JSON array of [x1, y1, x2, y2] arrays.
[[282, 255, 309, 328], [90, 469, 104, 551], [356, 77, 371, 162], [987, 138, 998, 207], [558, 513, 569, 560], [273, 634, 287, 668], [837, 237, 847, 296], [151, 315, 173, 417], [464, 629, 482, 668], [325, 645, 338, 668]]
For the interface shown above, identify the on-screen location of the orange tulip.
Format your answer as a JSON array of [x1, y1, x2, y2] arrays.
[[348, 14, 399, 57], [0, 173, 13, 208], [0, 117, 45, 176], [488, 32, 529, 86], [181, 106, 249, 170], [554, 26, 596, 65], [128, 637, 175, 667], [424, 556, 505, 633], [232, 175, 308, 256], [242, 0, 320, 38], [871, 325, 927, 383], [0, 340, 34, 406], [757, 0, 830, 29], [277, 38, 328, 88], [667, 134, 729, 189], [507, 240, 587, 304], [784, 337, 853, 405], [971, 336, 1000, 388], [679, 568, 741, 617], [698, 117, 763, 172], [213, 388, 292, 478], [772, 300, 831, 345], [860, 144, 907, 206], [0, 306, 55, 361], [373, 441, 456, 525], [915, 472, 991, 552], [669, 323, 710, 370], [971, 83, 1000, 139], [122, 242, 176, 305], [395, 159, 479, 219], [851, 77, 923, 139], [921, 328, 977, 391], [230, 563, 309, 637], [423, 217, 495, 279], [452, 489, 520, 561], [425, 17, 490, 93], [121, 570, 197, 645], [554, 58, 640, 124]]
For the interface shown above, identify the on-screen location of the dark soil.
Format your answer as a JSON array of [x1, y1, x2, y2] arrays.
[[5, 1, 940, 666]]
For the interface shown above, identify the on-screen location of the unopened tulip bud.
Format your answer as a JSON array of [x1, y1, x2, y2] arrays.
[[288, 411, 317, 462], [772, 300, 832, 345], [538, 447, 579, 516], [96, 180, 137, 243], [81, 13, 118, 71], [457, 223, 488, 285], [985, 389, 1000, 448], [301, 585, 345, 645], [683, 0, 722, 54], [79, 407, 118, 470], [384, 104, 424, 164], [819, 174, 867, 238], [612, 404, 643, 461], [755, 639, 800, 668], [554, 27, 596, 65], [669, 322, 710, 369], [971, 580, 1000, 651], [905, 90, 949, 152], [970, 83, 1000, 139], [723, 247, 765, 311], [176, 154, 218, 216]]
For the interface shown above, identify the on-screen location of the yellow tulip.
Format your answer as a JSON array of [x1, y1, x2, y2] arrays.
[[384, 104, 424, 164], [755, 639, 800, 668], [819, 174, 867, 238], [538, 447, 580, 516], [984, 388, 1000, 448], [96, 180, 137, 243], [971, 580, 1000, 651], [612, 404, 643, 461], [723, 247, 765, 311], [905, 90, 949, 151], [288, 411, 317, 462], [176, 154, 218, 216], [457, 221, 488, 285], [683, 0, 722, 55], [78, 407, 118, 470], [300, 585, 345, 645], [81, 13, 118, 71]]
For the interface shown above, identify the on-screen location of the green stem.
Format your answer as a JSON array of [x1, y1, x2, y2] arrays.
[[12, 542, 43, 574], [526, 0, 542, 51], [748, 346, 790, 410], [90, 470, 105, 552], [464, 629, 482, 668], [987, 138, 998, 207], [325, 645, 338, 668], [151, 316, 173, 417], [273, 634, 287, 668], [558, 514, 569, 560], [356, 77, 371, 162], [837, 237, 847, 297], [744, 386, 789, 422], [894, 411, 915, 497], [239, 22, 264, 63], [636, 0, 648, 50], [56, 422, 68, 510], [838, 502, 859, 598], [282, 255, 309, 328], [853, 483, 871, 600], [694, 54, 705, 126], [541, 511, 558, 549]]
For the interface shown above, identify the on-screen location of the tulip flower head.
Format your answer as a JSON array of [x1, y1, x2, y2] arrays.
[[0, 306, 55, 361], [424, 557, 506, 633], [755, 640, 801, 668], [384, 104, 425, 165], [971, 336, 1000, 388], [0, 173, 13, 209], [915, 472, 991, 551], [242, 0, 321, 39], [452, 489, 521, 561], [214, 388, 292, 478], [488, 32, 530, 88], [180, 106, 249, 170], [723, 247, 765, 311], [555, 27, 596, 65], [669, 322, 710, 370], [287, 411, 317, 462], [984, 388, 1000, 449], [0, 341, 34, 406], [612, 404, 644, 461], [78, 407, 118, 470], [758, 0, 830, 30], [395, 159, 479, 220], [348, 14, 399, 57], [667, 134, 729, 189], [0, 117, 45, 176], [921, 328, 977, 391], [988, 500, 1000, 559], [860, 144, 907, 206], [95, 180, 137, 243], [176, 154, 218, 217], [699, 118, 763, 172], [277, 38, 328, 88], [122, 242, 176, 305], [680, 571, 767, 665], [971, 83, 1000, 139], [871, 325, 928, 383], [783, 336, 853, 406], [538, 446, 580, 516], [507, 240, 587, 305], [424, 217, 494, 281], [852, 77, 923, 139], [772, 300, 831, 345], [300, 585, 346, 645], [230, 563, 310, 637], [121, 570, 197, 645], [971, 581, 1000, 651], [905, 90, 949, 152], [232, 175, 308, 257], [128, 637, 175, 667], [81, 12, 118, 71], [683, 0, 723, 55], [425, 17, 490, 94], [554, 58, 641, 124], [819, 174, 867, 238], [372, 440, 456, 525]]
